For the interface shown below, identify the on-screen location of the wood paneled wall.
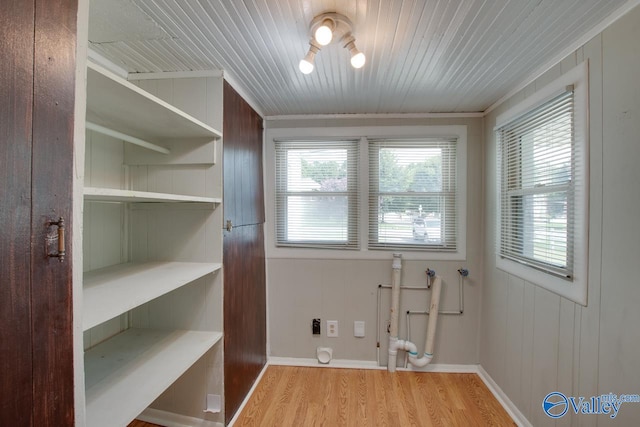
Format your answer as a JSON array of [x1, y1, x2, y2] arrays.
[[1, 2, 36, 423], [1, 0, 77, 424], [223, 81, 266, 424], [223, 83, 264, 228], [481, 7, 640, 425], [31, 1, 77, 422]]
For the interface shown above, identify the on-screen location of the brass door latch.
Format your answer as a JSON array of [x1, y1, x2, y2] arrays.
[[46, 216, 66, 262]]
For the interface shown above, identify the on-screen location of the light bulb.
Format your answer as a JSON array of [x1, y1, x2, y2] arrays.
[[299, 44, 319, 74], [343, 36, 366, 69], [350, 51, 366, 68], [314, 21, 334, 46], [299, 58, 314, 74]]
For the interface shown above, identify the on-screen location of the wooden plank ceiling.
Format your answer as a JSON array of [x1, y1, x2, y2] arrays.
[[88, 0, 629, 116]]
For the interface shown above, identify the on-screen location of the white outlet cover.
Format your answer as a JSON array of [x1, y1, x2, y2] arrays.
[[327, 320, 338, 337], [354, 321, 365, 337]]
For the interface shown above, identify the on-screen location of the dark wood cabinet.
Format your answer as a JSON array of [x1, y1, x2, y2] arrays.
[[223, 82, 267, 424], [1, 0, 77, 425], [223, 82, 265, 229]]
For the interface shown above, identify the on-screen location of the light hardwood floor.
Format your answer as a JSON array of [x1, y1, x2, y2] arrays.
[[233, 365, 515, 426]]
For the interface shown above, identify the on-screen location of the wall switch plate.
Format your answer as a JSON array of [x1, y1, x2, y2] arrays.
[[354, 321, 365, 337], [327, 320, 338, 337]]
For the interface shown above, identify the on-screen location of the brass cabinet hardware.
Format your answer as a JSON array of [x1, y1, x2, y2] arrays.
[[47, 217, 66, 262]]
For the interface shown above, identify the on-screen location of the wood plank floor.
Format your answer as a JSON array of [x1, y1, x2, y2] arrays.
[[233, 365, 515, 426]]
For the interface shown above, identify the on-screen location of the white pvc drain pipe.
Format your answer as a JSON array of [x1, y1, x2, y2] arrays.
[[387, 254, 442, 372]]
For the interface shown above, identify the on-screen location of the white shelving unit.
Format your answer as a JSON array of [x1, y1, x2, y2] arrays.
[[83, 262, 222, 331], [86, 62, 221, 142], [84, 187, 221, 204], [85, 329, 222, 427], [80, 59, 224, 425]]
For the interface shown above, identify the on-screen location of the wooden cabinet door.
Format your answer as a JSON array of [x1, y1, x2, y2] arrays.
[[1, 1, 36, 423], [0, 0, 76, 424], [222, 82, 267, 423], [223, 82, 265, 229]]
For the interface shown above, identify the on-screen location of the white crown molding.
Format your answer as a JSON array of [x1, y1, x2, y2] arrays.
[[265, 112, 484, 121], [87, 48, 128, 79], [127, 70, 223, 80], [222, 70, 265, 118]]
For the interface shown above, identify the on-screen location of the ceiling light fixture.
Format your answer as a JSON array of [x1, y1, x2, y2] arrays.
[[300, 12, 365, 74]]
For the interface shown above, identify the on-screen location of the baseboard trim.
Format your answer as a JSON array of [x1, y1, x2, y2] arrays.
[[268, 356, 479, 373], [402, 363, 480, 373], [268, 356, 382, 370], [138, 408, 223, 427], [476, 366, 533, 427], [227, 363, 270, 427]]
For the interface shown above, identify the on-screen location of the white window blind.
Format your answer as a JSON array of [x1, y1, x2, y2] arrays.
[[275, 140, 359, 249], [368, 139, 458, 250], [497, 89, 576, 278]]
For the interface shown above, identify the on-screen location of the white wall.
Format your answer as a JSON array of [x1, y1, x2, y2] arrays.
[[481, 5, 640, 426], [265, 116, 484, 365]]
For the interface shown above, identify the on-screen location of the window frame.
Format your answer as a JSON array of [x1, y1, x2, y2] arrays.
[[495, 62, 589, 305], [367, 138, 459, 252], [265, 126, 467, 261], [274, 139, 360, 249]]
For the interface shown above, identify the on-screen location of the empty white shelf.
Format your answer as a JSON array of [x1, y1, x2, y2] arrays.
[[84, 187, 221, 204], [85, 328, 222, 427], [86, 121, 171, 154], [86, 62, 222, 142], [83, 262, 222, 331]]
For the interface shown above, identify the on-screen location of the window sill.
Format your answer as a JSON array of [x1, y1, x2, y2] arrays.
[[267, 246, 466, 261], [496, 256, 587, 306]]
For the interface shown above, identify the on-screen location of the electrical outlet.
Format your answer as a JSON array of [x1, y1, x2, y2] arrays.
[[327, 320, 338, 337]]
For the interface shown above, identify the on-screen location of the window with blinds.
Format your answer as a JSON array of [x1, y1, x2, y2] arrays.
[[368, 139, 458, 250], [275, 140, 359, 249], [497, 89, 576, 278]]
